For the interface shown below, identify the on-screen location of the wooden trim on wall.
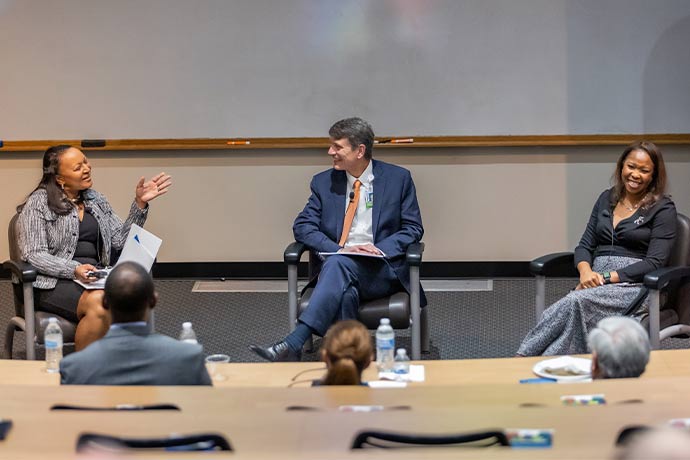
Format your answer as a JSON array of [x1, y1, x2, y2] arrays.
[[1, 133, 689, 152]]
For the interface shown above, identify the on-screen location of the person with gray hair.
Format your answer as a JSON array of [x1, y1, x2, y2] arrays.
[[587, 316, 651, 379]]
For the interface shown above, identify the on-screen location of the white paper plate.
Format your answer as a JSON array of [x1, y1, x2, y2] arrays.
[[533, 356, 592, 382]]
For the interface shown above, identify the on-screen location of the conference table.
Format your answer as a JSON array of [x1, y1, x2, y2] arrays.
[[3, 348, 689, 387], [1, 350, 690, 459]]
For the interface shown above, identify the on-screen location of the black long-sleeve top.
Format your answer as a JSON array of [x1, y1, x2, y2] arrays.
[[573, 188, 677, 283]]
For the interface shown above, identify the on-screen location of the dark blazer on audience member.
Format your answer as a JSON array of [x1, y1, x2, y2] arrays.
[[60, 323, 212, 386], [293, 159, 426, 305]]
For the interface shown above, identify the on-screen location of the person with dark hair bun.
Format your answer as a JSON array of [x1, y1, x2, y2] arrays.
[[518, 141, 677, 356], [17, 145, 172, 351], [316, 320, 372, 386]]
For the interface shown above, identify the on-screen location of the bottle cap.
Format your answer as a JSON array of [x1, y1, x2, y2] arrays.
[[182, 321, 192, 329], [48, 317, 58, 323], [380, 318, 390, 325], [396, 348, 406, 356]]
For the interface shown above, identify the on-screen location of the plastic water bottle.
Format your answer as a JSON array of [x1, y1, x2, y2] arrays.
[[179, 322, 198, 344], [45, 318, 63, 373], [393, 348, 410, 375], [376, 318, 395, 372]]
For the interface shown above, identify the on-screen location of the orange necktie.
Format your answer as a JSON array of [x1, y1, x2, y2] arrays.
[[339, 180, 361, 246]]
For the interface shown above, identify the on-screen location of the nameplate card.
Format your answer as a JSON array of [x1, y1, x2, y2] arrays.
[[505, 428, 554, 448], [560, 394, 606, 406]]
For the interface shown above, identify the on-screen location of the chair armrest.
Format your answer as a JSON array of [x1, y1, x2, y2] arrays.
[[406, 242, 425, 267], [529, 252, 576, 277], [643, 266, 690, 290], [284, 242, 307, 265], [3, 260, 37, 283]]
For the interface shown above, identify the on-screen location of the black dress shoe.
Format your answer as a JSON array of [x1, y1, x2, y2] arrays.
[[249, 341, 302, 362]]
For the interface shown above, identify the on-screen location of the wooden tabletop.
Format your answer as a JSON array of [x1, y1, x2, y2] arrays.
[[2, 350, 690, 458], [2, 348, 688, 387], [1, 378, 690, 459]]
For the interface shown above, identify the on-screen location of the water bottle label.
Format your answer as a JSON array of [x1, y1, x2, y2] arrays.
[[376, 338, 394, 350], [45, 340, 62, 349]]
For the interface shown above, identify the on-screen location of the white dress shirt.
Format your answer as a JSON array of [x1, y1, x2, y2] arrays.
[[344, 161, 374, 247]]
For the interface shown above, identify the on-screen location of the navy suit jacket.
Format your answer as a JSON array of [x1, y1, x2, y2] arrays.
[[293, 159, 426, 305], [60, 323, 212, 386]]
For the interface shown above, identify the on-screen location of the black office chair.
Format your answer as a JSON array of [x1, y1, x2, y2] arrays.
[[530, 213, 690, 349], [351, 429, 509, 449], [51, 403, 180, 411], [76, 432, 232, 452], [3, 214, 76, 360], [284, 241, 429, 359]]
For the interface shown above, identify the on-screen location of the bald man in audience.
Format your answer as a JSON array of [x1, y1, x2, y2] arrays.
[[60, 261, 211, 385], [587, 316, 651, 380]]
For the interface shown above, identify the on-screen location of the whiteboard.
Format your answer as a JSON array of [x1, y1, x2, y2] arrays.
[[0, 0, 688, 140]]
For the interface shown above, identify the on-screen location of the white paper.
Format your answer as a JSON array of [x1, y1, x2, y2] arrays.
[[74, 268, 112, 290], [377, 364, 425, 382], [74, 224, 162, 290], [366, 381, 408, 389], [319, 252, 385, 259]]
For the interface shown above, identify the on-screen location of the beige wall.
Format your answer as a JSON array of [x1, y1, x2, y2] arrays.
[[2, 145, 689, 263]]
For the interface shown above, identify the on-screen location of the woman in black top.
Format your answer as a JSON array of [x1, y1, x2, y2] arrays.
[[518, 141, 677, 356], [18, 145, 172, 351]]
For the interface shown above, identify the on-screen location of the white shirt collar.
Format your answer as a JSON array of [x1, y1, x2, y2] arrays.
[[346, 160, 374, 189]]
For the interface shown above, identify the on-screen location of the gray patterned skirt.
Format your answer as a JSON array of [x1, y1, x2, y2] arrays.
[[517, 256, 646, 356]]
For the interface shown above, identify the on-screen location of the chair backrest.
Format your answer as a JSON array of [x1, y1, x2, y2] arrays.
[[308, 251, 323, 279], [669, 213, 690, 326], [76, 432, 232, 452], [8, 213, 20, 263], [52, 403, 180, 411], [7, 213, 26, 317], [667, 213, 690, 268], [351, 429, 510, 449]]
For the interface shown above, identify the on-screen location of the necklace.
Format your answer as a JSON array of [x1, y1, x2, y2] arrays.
[[66, 195, 83, 207], [620, 201, 638, 212], [620, 194, 647, 212]]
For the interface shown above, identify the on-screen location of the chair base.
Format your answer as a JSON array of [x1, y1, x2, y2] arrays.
[[4, 316, 26, 359], [4, 314, 77, 360]]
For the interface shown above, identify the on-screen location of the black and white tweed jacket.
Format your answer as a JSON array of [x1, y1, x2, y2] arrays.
[[17, 188, 148, 289]]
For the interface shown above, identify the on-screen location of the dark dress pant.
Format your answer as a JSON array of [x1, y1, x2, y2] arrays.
[[298, 254, 402, 336]]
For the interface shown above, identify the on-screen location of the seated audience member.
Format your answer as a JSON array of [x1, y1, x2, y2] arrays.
[[17, 145, 172, 351], [518, 141, 676, 356], [315, 320, 373, 386], [616, 427, 690, 460], [60, 262, 211, 385], [588, 316, 650, 379]]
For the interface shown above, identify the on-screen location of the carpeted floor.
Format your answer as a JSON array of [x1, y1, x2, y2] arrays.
[[1, 278, 688, 361]]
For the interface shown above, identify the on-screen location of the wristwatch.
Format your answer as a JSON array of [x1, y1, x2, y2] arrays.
[[602, 272, 611, 284]]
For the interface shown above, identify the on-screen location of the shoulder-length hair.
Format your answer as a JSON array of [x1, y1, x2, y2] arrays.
[[610, 140, 667, 211], [17, 145, 76, 215]]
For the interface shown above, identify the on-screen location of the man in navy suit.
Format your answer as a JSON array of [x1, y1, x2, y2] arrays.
[[250, 117, 424, 361]]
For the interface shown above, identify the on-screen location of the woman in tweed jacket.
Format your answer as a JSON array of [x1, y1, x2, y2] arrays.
[[17, 145, 171, 351]]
